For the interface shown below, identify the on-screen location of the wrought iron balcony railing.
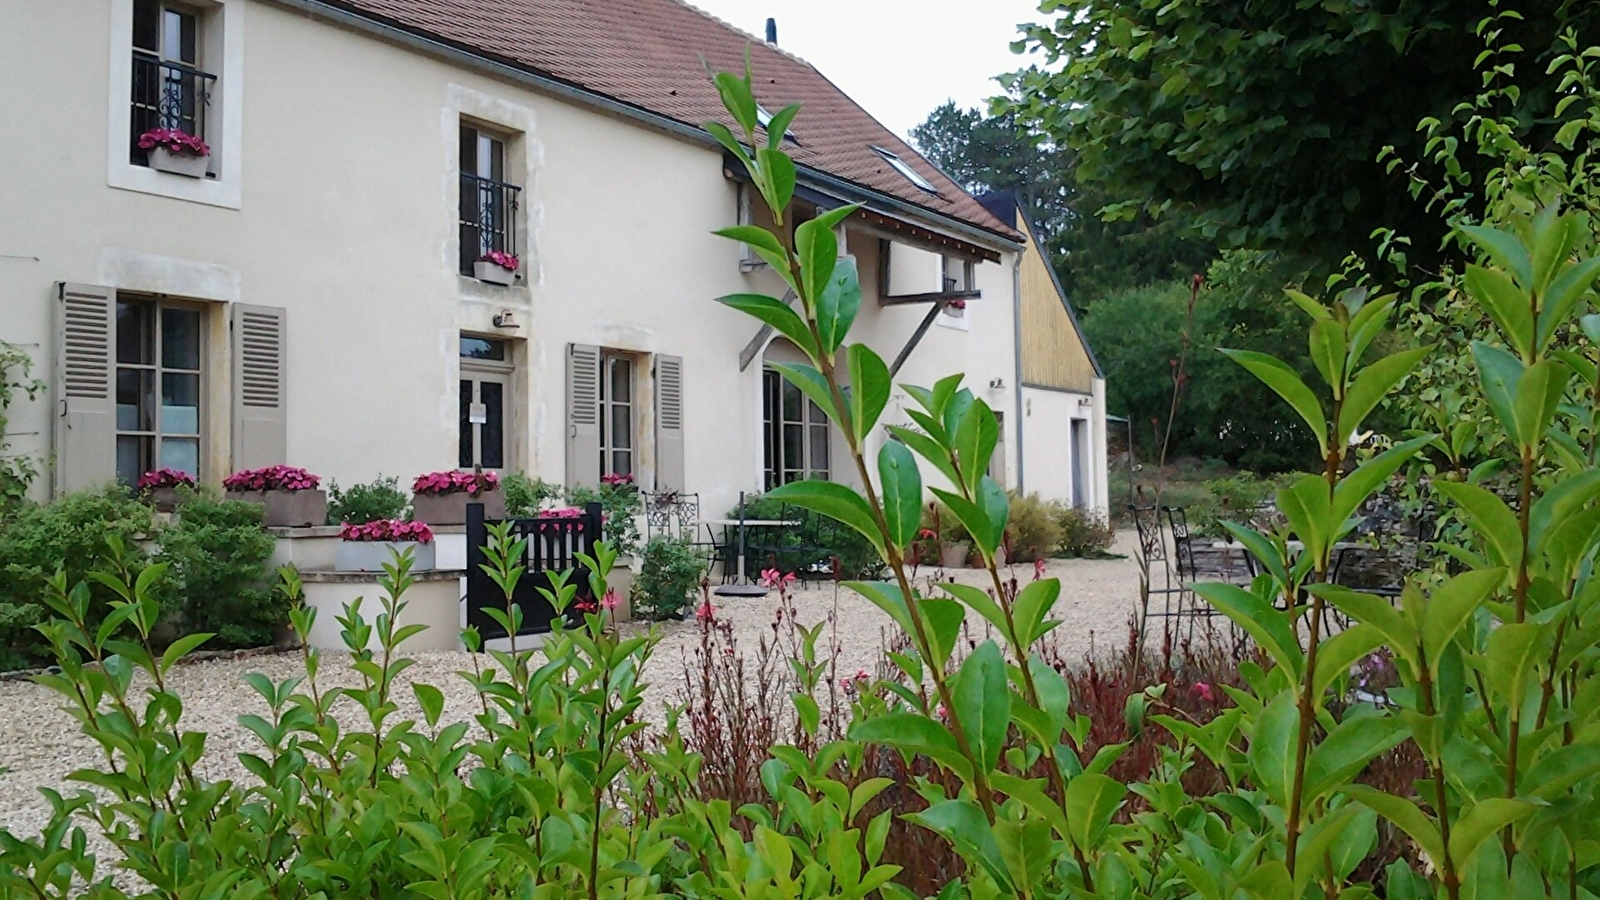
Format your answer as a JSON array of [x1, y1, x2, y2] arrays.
[[131, 52, 215, 166], [460, 174, 521, 275]]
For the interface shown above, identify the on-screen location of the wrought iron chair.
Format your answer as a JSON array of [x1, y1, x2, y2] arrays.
[[643, 491, 723, 581]]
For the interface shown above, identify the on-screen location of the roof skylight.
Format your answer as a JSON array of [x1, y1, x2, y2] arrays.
[[872, 146, 938, 193], [756, 105, 797, 143]]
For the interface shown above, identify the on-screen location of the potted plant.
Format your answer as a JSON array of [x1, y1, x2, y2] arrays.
[[411, 468, 505, 525], [224, 465, 328, 527], [335, 519, 435, 572], [135, 468, 196, 513], [933, 503, 971, 569], [474, 250, 519, 286], [139, 128, 210, 178]]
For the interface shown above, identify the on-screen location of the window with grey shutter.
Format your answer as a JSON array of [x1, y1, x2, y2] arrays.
[[655, 354, 684, 492], [566, 343, 601, 489], [54, 283, 118, 493], [231, 304, 287, 471]]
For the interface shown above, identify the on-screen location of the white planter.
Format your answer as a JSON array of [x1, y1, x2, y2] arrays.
[[148, 146, 210, 178], [473, 261, 517, 285], [335, 540, 436, 573]]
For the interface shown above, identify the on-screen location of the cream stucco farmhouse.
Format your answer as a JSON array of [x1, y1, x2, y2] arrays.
[[0, 0, 1108, 519]]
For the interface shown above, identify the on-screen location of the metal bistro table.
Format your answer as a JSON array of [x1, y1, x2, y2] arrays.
[[705, 492, 799, 597]]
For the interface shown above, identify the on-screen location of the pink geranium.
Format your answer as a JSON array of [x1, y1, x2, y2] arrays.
[[224, 465, 321, 492], [478, 250, 519, 271], [136, 468, 196, 491], [138, 128, 210, 157], [413, 469, 500, 496], [339, 519, 434, 543], [946, 298, 968, 311]]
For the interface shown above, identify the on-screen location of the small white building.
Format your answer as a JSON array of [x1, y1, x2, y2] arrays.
[[0, 0, 1109, 518]]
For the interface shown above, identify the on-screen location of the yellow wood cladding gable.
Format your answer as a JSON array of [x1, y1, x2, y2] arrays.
[[1017, 213, 1097, 393]]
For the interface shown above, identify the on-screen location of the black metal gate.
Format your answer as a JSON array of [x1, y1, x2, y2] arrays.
[[465, 501, 602, 638]]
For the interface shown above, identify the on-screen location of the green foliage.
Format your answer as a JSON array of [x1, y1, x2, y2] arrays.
[[1006, 0, 1600, 271], [1187, 472, 1284, 538], [1053, 505, 1115, 558], [0, 486, 156, 668], [631, 535, 706, 620], [502, 471, 561, 517], [0, 340, 45, 512], [325, 474, 408, 525], [155, 490, 281, 648], [566, 481, 642, 558], [1003, 492, 1061, 562]]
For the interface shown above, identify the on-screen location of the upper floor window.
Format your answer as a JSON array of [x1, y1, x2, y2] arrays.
[[459, 124, 521, 277], [131, 0, 215, 168], [871, 146, 938, 194]]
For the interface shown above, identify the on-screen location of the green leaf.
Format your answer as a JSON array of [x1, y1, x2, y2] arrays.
[[713, 224, 792, 275], [718, 293, 817, 360], [1278, 473, 1333, 566], [1065, 773, 1126, 852], [158, 631, 211, 674], [1246, 691, 1299, 808], [995, 817, 1054, 892], [816, 257, 862, 355], [1435, 481, 1523, 571], [1220, 349, 1328, 455], [1459, 222, 1533, 288], [877, 440, 923, 551], [756, 147, 796, 214], [1448, 799, 1535, 868], [1293, 805, 1365, 897], [1422, 569, 1504, 666], [1312, 623, 1385, 699], [1472, 341, 1525, 442], [1537, 256, 1600, 351], [794, 217, 839, 308], [1484, 622, 1543, 707], [1285, 288, 1333, 321], [919, 598, 966, 669], [848, 580, 915, 640], [1512, 359, 1569, 451], [1308, 318, 1347, 396], [412, 682, 444, 727], [852, 713, 973, 780], [1310, 585, 1418, 670], [768, 361, 840, 426], [973, 477, 1010, 558], [953, 641, 1009, 773], [764, 103, 800, 148], [1012, 578, 1061, 647], [1192, 582, 1303, 678], [888, 425, 959, 488], [1303, 712, 1408, 803], [1343, 785, 1444, 867], [1464, 265, 1534, 358], [953, 400, 1000, 496], [846, 343, 890, 444], [1330, 435, 1434, 532], [713, 70, 759, 133], [1337, 347, 1431, 446], [940, 582, 1010, 639], [908, 800, 1012, 890], [1525, 742, 1600, 800], [1221, 522, 1290, 587], [766, 479, 885, 556]]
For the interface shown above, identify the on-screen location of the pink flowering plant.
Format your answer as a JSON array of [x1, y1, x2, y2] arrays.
[[412, 469, 500, 496], [223, 465, 321, 492], [478, 250, 519, 271], [339, 519, 434, 543], [135, 468, 196, 491], [138, 128, 210, 157]]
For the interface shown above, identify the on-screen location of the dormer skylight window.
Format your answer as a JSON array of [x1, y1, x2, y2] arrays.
[[756, 105, 797, 143], [872, 146, 938, 194]]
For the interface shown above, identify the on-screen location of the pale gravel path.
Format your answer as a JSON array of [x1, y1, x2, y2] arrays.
[[0, 532, 1142, 842]]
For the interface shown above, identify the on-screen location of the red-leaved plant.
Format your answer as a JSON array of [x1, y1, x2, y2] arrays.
[[138, 128, 210, 157], [412, 469, 499, 496], [135, 468, 196, 491], [478, 250, 519, 271], [339, 519, 433, 543], [223, 465, 321, 492]]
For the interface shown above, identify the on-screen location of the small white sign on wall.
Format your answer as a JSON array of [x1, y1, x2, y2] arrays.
[[469, 403, 488, 425]]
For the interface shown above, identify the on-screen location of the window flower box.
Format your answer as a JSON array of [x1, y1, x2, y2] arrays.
[[474, 251, 519, 286], [140, 129, 210, 178], [411, 469, 505, 525], [223, 466, 327, 527], [136, 468, 196, 513], [336, 520, 435, 572]]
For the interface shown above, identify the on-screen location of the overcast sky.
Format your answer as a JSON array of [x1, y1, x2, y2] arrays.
[[685, 0, 1049, 142]]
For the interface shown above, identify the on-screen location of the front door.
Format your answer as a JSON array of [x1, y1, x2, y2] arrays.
[[1070, 418, 1088, 508], [459, 336, 512, 471]]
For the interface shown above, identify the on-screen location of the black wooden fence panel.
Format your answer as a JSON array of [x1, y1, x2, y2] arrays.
[[465, 501, 602, 638]]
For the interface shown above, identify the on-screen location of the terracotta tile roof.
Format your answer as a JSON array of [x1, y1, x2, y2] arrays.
[[320, 0, 1020, 241]]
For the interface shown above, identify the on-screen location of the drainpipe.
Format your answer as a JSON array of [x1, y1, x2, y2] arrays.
[[1011, 250, 1025, 494]]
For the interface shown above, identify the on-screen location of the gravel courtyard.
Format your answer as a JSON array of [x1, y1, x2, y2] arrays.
[[0, 532, 1143, 840]]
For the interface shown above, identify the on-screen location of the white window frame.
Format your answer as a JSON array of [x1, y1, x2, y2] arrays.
[[762, 366, 830, 489], [107, 0, 243, 209], [114, 294, 208, 485], [599, 351, 636, 479], [871, 146, 938, 194]]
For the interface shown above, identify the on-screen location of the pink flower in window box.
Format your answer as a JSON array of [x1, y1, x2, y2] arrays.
[[336, 519, 436, 572], [411, 469, 505, 525], [478, 250, 519, 271], [474, 251, 520, 285], [136, 468, 196, 512], [223, 466, 327, 527], [138, 128, 210, 157]]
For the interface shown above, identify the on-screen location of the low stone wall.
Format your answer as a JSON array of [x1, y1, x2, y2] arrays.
[[299, 569, 466, 653]]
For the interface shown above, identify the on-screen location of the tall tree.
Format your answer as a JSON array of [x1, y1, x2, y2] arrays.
[[1005, 0, 1600, 273]]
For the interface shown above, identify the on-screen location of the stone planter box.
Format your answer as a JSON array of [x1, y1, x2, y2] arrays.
[[298, 568, 463, 652], [941, 542, 972, 569], [607, 561, 635, 622], [335, 540, 436, 573], [148, 146, 210, 177], [412, 489, 505, 526], [473, 261, 517, 285], [227, 488, 328, 527], [144, 486, 183, 513]]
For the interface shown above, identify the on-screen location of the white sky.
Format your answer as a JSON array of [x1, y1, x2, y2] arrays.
[[685, 0, 1048, 141]]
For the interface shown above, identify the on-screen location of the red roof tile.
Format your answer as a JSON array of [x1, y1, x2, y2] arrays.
[[321, 0, 1019, 241]]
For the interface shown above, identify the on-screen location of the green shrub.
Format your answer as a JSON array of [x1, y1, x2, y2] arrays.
[[0, 485, 156, 668], [326, 475, 408, 525], [631, 535, 706, 620], [157, 490, 281, 648], [567, 481, 642, 558], [503, 471, 561, 517], [1186, 471, 1279, 537], [1004, 492, 1062, 562], [1054, 504, 1115, 557]]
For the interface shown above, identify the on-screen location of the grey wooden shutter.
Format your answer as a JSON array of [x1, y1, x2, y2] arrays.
[[54, 283, 117, 493], [654, 354, 684, 492], [566, 343, 601, 489], [231, 304, 288, 470]]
